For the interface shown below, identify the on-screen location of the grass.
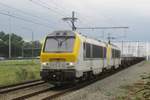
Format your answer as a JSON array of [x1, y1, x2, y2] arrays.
[[117, 81, 145, 100], [116, 74, 150, 100], [0, 59, 41, 87]]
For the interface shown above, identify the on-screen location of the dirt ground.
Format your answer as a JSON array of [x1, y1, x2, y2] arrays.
[[55, 61, 150, 100]]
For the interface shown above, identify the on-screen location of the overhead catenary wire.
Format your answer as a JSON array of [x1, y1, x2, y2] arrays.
[[77, 26, 129, 29], [30, 0, 74, 29], [37, 0, 70, 16], [0, 1, 128, 39], [77, 26, 129, 42], [0, 2, 53, 24], [30, 0, 101, 30], [30, 0, 67, 17], [31, 0, 78, 29], [0, 11, 52, 28], [49, 0, 89, 26], [62, 11, 78, 31], [48, 0, 69, 10], [48, 0, 93, 24], [75, 12, 92, 25]]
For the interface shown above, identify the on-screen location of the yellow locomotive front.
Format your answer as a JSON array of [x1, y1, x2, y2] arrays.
[[40, 30, 80, 85]]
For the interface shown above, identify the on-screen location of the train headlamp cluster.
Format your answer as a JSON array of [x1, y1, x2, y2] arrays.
[[42, 62, 48, 66], [69, 62, 74, 66], [67, 62, 74, 67], [41, 62, 75, 68]]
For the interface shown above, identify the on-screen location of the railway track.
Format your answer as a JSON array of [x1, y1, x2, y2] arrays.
[[12, 64, 132, 100], [0, 79, 45, 94], [0, 60, 144, 100]]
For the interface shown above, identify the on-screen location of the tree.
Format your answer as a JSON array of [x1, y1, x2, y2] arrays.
[[0, 31, 42, 58], [23, 41, 42, 57], [0, 31, 24, 57]]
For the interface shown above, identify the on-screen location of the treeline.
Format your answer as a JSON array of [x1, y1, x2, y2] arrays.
[[0, 31, 42, 58]]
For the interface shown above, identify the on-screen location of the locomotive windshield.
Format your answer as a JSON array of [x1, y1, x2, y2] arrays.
[[44, 36, 75, 53]]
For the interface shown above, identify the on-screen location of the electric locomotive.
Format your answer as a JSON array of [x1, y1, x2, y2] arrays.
[[40, 30, 121, 85]]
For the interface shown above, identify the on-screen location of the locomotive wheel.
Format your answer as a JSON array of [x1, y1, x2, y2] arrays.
[[111, 66, 116, 71], [102, 68, 107, 73], [81, 72, 88, 81], [88, 71, 94, 80]]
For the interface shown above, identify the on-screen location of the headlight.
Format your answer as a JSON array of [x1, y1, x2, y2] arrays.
[[42, 62, 48, 66], [67, 62, 75, 67], [69, 62, 74, 66]]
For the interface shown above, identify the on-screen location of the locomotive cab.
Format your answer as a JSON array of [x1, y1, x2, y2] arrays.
[[40, 30, 121, 85], [40, 30, 81, 84]]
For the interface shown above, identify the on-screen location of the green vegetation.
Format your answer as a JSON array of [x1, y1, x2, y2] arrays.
[[0, 31, 41, 57], [117, 82, 144, 100], [115, 61, 150, 100], [0, 59, 41, 87]]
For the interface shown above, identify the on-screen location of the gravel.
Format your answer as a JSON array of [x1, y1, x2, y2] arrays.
[[55, 61, 150, 100]]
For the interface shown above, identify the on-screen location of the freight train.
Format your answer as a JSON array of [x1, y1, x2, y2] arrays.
[[40, 30, 144, 85]]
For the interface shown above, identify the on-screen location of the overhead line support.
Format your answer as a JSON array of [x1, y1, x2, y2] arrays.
[[62, 11, 78, 31]]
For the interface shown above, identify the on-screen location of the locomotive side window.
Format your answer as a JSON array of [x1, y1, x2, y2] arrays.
[[83, 42, 92, 58], [83, 42, 106, 59], [92, 45, 103, 58], [85, 43, 91, 58]]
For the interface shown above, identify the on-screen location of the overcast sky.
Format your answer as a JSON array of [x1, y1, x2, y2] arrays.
[[0, 0, 150, 41]]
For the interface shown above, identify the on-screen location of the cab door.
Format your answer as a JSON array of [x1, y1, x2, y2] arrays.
[[106, 44, 113, 68]]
